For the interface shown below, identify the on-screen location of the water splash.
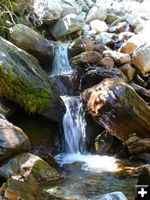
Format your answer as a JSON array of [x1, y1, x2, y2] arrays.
[[55, 153, 118, 173]]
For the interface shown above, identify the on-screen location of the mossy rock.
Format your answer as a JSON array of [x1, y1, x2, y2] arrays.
[[0, 36, 65, 120], [0, 153, 62, 184], [0, 178, 60, 200]]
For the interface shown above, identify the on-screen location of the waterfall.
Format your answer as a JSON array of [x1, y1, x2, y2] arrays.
[[61, 96, 86, 154], [50, 42, 86, 154], [51, 43, 73, 76], [51, 42, 118, 173]]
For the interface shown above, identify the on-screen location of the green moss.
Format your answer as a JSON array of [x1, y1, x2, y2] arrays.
[[0, 48, 52, 113]]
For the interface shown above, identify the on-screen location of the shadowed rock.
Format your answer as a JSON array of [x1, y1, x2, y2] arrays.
[[0, 114, 30, 163]]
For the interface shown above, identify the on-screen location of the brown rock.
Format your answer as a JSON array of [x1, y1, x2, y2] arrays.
[[81, 77, 150, 155], [80, 66, 126, 91], [132, 43, 150, 75], [119, 64, 135, 81], [71, 51, 102, 66], [119, 35, 142, 54], [99, 56, 114, 67], [103, 50, 131, 65], [69, 36, 95, 58]]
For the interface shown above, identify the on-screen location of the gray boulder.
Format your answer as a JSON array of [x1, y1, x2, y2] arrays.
[[9, 24, 55, 68], [0, 36, 65, 121], [50, 14, 84, 39]]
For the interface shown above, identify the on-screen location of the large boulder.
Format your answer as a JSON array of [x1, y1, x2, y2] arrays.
[[0, 153, 61, 184], [132, 43, 150, 75], [81, 77, 150, 155], [0, 114, 30, 163], [8, 24, 55, 68], [0, 36, 65, 121]]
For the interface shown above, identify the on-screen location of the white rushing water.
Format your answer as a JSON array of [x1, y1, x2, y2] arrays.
[[51, 43, 73, 76], [55, 96, 118, 172], [50, 42, 118, 173], [61, 96, 86, 154]]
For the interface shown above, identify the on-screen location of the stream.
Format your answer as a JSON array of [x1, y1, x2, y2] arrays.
[[46, 44, 137, 200]]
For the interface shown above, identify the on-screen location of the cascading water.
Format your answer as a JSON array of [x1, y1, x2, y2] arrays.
[[50, 42, 118, 173], [51, 43, 73, 76], [61, 96, 86, 154]]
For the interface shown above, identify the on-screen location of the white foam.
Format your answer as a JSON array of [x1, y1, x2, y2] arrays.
[[55, 153, 118, 173]]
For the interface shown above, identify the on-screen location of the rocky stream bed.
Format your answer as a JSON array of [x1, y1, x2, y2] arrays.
[[0, 0, 150, 199]]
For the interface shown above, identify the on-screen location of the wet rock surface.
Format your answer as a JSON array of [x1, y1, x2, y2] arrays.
[[0, 153, 61, 184], [81, 77, 150, 155]]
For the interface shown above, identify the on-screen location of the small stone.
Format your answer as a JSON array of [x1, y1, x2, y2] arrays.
[[119, 64, 135, 81], [99, 56, 114, 67], [86, 3, 107, 23], [103, 50, 131, 65], [90, 20, 108, 34], [71, 51, 102, 66], [119, 35, 143, 54], [69, 36, 95, 58]]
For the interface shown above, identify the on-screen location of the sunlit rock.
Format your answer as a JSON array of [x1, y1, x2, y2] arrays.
[[71, 51, 102, 66], [103, 50, 131, 65], [119, 34, 143, 54], [81, 77, 150, 156], [8, 24, 55, 68], [109, 21, 129, 34], [0, 115, 30, 163], [119, 64, 135, 81], [99, 56, 115, 67], [95, 32, 117, 47], [90, 20, 108, 34], [105, 14, 122, 25], [33, 0, 81, 24], [86, 3, 107, 23], [0, 153, 61, 184], [132, 43, 150, 75], [50, 14, 84, 39]]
